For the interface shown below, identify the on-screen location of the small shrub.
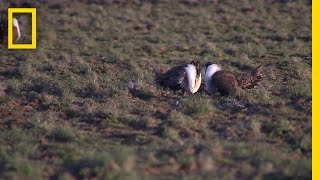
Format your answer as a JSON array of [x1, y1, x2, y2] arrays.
[[49, 127, 75, 142]]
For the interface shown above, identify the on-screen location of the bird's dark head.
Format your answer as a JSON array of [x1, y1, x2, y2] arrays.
[[190, 60, 200, 67], [205, 62, 213, 69], [190, 60, 200, 76]]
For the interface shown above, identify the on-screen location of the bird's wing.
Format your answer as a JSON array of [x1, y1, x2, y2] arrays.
[[166, 66, 186, 87], [157, 65, 186, 88], [212, 71, 238, 94]]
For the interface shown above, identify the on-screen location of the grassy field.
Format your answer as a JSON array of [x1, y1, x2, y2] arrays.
[[0, 0, 311, 179]]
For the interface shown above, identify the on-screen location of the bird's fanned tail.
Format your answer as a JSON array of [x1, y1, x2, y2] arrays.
[[236, 64, 264, 89]]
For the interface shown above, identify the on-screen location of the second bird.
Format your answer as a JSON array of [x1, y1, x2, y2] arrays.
[[156, 60, 202, 94], [205, 63, 263, 95]]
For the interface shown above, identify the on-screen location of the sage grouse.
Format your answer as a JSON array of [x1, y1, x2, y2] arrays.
[[0, 14, 21, 45], [156, 60, 202, 94], [205, 63, 263, 95]]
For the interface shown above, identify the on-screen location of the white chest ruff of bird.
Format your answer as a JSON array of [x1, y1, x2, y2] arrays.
[[182, 64, 201, 94], [205, 64, 221, 94], [12, 18, 21, 42]]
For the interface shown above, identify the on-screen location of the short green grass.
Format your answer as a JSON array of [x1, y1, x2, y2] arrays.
[[0, 0, 311, 179]]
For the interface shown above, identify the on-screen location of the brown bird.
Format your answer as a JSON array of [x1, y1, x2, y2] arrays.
[[205, 63, 263, 96], [236, 65, 263, 89], [0, 14, 21, 45], [156, 60, 202, 94]]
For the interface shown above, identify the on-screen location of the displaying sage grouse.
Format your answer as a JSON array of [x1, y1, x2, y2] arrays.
[[205, 63, 263, 95], [156, 60, 202, 94], [0, 14, 21, 45]]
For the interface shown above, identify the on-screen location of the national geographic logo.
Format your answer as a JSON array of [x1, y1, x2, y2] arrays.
[[8, 8, 36, 49]]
